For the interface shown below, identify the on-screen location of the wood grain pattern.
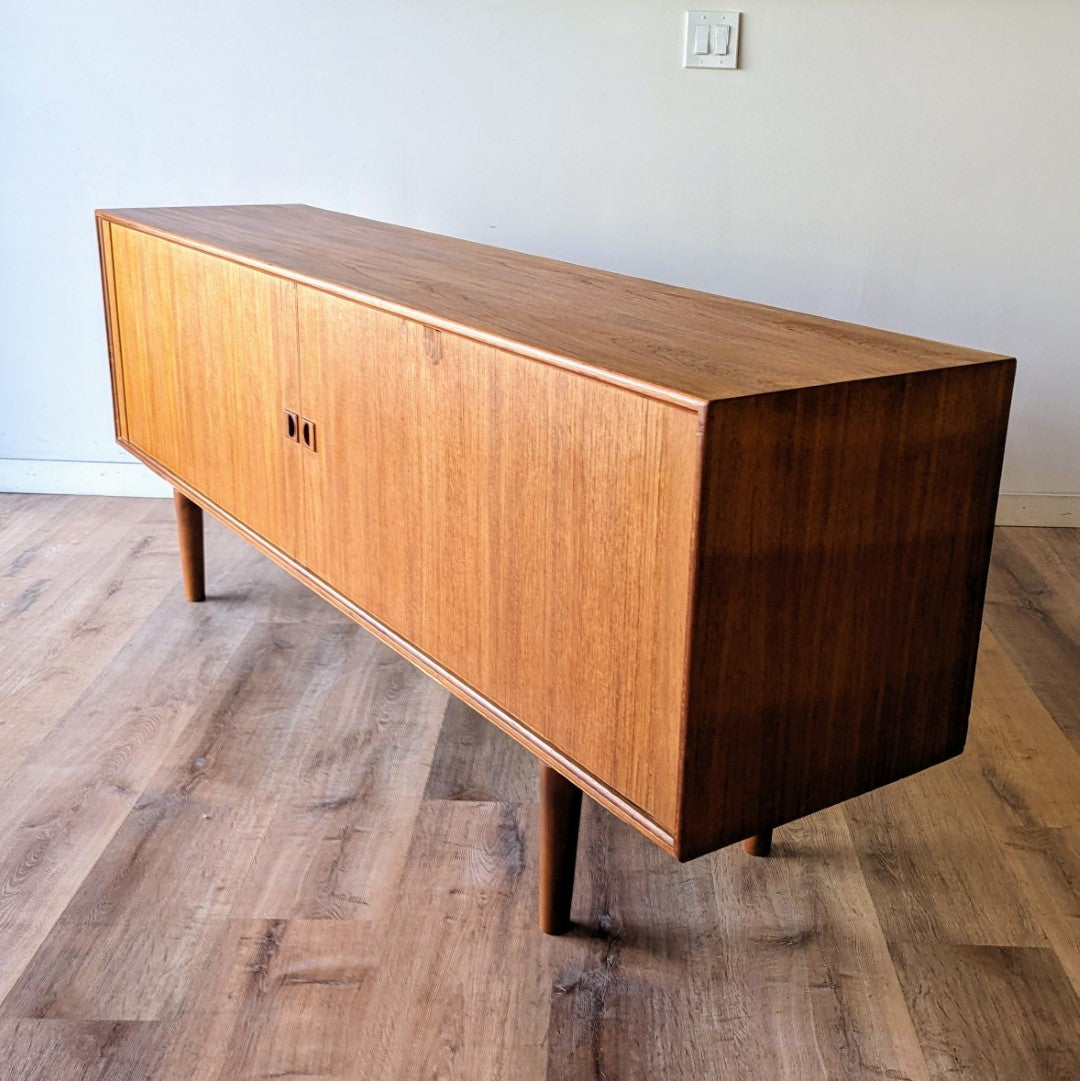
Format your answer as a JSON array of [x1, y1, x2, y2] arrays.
[[154, 918, 379, 1080], [0, 499, 176, 792], [999, 825, 1080, 999], [173, 490, 205, 602], [0, 492, 63, 554], [890, 944, 1080, 1079], [119, 441, 679, 853], [354, 801, 550, 1080], [0, 567, 243, 1003], [679, 362, 1015, 857], [1, 496, 1078, 1079], [423, 694, 537, 803], [984, 526, 1080, 749], [229, 626, 448, 923], [844, 759, 1048, 948], [295, 286, 698, 828], [107, 224, 303, 557], [95, 216, 128, 439], [539, 764, 583, 935], [547, 798, 935, 1081], [97, 206, 1015, 866], [0, 1019, 164, 1081], [959, 630, 1079, 834], [97, 204, 1008, 406], [1, 620, 349, 1022]]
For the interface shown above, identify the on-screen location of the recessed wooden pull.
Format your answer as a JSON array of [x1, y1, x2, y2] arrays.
[[284, 410, 299, 442], [301, 418, 316, 452]]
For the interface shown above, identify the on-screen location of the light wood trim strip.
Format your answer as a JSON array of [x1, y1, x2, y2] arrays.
[[119, 437, 678, 856], [95, 218, 128, 438], [96, 212, 705, 413], [672, 407, 711, 847]]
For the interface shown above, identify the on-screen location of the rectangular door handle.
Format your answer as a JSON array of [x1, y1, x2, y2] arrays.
[[284, 410, 300, 442], [301, 417, 317, 452]]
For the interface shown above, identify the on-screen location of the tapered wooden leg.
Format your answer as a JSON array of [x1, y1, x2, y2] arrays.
[[173, 490, 205, 602], [742, 829, 772, 857], [539, 763, 582, 935]]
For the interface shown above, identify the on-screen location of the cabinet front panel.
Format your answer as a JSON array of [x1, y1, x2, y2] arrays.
[[110, 227, 302, 553], [295, 287, 700, 829]]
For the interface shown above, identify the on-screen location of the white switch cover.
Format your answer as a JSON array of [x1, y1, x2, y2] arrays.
[[684, 11, 740, 69]]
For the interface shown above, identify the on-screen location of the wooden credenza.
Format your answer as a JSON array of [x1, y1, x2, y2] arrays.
[[96, 204, 1014, 933]]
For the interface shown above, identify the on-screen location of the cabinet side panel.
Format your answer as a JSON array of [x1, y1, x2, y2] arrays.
[[96, 217, 127, 439], [297, 289, 700, 831], [679, 361, 1014, 859], [109, 226, 302, 553]]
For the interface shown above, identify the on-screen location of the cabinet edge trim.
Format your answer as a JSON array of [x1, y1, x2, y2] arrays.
[[96, 219, 128, 439]]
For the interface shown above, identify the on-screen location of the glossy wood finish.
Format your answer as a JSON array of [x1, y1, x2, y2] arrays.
[[678, 367, 1016, 856], [95, 216, 127, 436], [121, 441, 679, 856], [107, 223, 303, 556], [678, 364, 1014, 858], [172, 490, 205, 602], [1, 496, 1077, 1080], [96, 205, 1014, 873], [539, 765, 583, 935], [295, 286, 697, 828], [96, 204, 1008, 406]]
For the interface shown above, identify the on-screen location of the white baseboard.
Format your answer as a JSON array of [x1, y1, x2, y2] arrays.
[[996, 493, 1079, 528], [2, 459, 1078, 527], [0, 458, 171, 498]]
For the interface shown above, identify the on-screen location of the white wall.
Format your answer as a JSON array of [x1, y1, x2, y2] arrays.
[[2, 1, 1078, 518]]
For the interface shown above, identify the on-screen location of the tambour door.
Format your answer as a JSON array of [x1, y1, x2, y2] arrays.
[[293, 285, 701, 831], [107, 225, 303, 553]]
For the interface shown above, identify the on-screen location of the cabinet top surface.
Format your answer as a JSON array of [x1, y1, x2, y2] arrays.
[[98, 203, 1010, 405]]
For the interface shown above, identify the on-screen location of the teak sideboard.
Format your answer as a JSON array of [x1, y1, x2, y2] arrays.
[[96, 204, 1014, 934]]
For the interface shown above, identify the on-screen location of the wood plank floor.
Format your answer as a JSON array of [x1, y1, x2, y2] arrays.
[[0, 494, 1077, 1081]]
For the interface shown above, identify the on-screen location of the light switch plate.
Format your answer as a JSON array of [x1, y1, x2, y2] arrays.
[[684, 10, 740, 70]]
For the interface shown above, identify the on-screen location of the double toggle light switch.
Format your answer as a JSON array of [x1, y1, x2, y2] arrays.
[[692, 21, 729, 56], [684, 11, 741, 69]]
